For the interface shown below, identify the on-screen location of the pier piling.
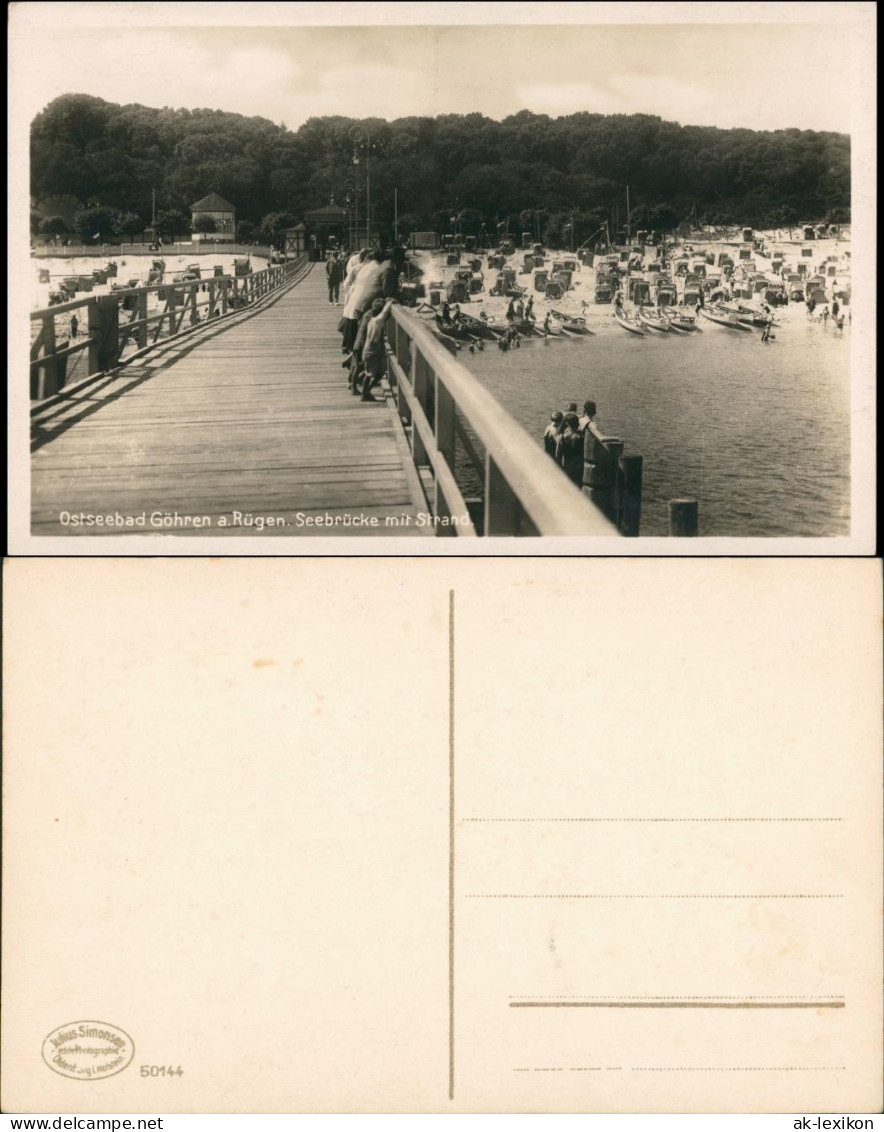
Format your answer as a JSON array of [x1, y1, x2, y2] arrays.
[[669, 498, 699, 537]]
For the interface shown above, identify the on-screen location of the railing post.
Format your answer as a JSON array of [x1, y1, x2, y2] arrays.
[[136, 290, 148, 348], [412, 350, 431, 467], [36, 313, 60, 398], [669, 498, 699, 536], [434, 378, 457, 531], [600, 437, 624, 518], [435, 379, 456, 467], [618, 454, 643, 536], [396, 335, 415, 427], [167, 287, 179, 335], [583, 430, 621, 521], [87, 295, 120, 374], [221, 279, 229, 315], [484, 455, 521, 535], [396, 318, 410, 377]]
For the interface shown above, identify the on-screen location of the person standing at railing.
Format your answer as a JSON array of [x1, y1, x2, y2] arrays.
[[340, 251, 384, 354], [378, 246, 406, 301], [360, 298, 397, 403], [542, 412, 564, 458], [342, 249, 367, 305], [348, 298, 385, 395], [326, 253, 344, 305], [344, 248, 364, 281], [555, 413, 585, 487], [577, 400, 596, 433]]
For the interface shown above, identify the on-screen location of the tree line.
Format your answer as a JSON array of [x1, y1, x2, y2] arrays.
[[31, 94, 850, 245]]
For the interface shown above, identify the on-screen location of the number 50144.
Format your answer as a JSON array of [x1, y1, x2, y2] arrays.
[[140, 1065, 184, 1077]]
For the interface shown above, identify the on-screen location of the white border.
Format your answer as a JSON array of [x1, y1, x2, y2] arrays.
[[8, 2, 877, 556]]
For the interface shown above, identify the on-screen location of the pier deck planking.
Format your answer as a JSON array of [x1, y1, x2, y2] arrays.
[[31, 267, 430, 536]]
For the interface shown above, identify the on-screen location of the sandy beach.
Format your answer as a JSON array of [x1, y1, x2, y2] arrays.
[[408, 230, 851, 340], [30, 250, 272, 385]]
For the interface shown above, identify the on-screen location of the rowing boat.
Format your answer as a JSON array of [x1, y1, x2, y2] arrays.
[[431, 326, 461, 354], [700, 306, 753, 331], [637, 308, 672, 333], [434, 316, 476, 342], [722, 303, 776, 328], [457, 313, 502, 339], [550, 309, 594, 334], [512, 318, 543, 337], [614, 308, 645, 335], [667, 313, 701, 332]]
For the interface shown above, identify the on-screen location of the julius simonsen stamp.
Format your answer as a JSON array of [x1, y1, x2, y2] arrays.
[[42, 1021, 134, 1080]]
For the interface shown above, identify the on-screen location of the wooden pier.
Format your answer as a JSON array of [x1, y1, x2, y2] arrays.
[[31, 266, 430, 536], [29, 263, 626, 538]]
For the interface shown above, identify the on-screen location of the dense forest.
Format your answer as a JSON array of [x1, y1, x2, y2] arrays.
[[30, 94, 851, 244]]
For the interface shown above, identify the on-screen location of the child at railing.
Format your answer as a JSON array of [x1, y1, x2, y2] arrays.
[[359, 298, 398, 403]]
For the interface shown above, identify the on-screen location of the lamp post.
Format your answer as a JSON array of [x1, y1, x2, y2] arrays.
[[344, 179, 359, 249], [350, 125, 371, 248]]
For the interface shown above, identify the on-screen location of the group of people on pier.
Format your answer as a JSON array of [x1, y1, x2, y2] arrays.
[[333, 246, 406, 402], [542, 399, 597, 487]]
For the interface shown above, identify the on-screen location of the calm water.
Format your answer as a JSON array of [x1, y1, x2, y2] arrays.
[[463, 317, 851, 536]]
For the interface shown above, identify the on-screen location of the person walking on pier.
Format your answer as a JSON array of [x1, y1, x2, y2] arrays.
[[326, 253, 344, 305], [543, 411, 564, 458]]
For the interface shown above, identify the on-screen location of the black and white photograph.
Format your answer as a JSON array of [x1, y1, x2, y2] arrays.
[[9, 2, 876, 550]]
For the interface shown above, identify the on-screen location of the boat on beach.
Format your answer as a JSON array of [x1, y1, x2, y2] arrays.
[[637, 308, 672, 333], [430, 326, 461, 354], [457, 312, 502, 339], [434, 316, 475, 341], [510, 318, 543, 337], [667, 312, 701, 332], [550, 309, 594, 334], [700, 305, 753, 331], [721, 302, 776, 328], [614, 308, 645, 335]]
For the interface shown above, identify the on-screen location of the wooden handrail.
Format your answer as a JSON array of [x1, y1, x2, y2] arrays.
[[29, 255, 310, 401], [385, 306, 620, 538]]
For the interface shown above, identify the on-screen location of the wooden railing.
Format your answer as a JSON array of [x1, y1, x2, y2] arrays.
[[30, 256, 310, 400], [384, 307, 624, 538], [582, 425, 644, 537], [31, 242, 276, 259]]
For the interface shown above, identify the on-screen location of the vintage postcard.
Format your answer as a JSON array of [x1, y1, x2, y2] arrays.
[[7, 2, 877, 554], [2, 557, 881, 1113]]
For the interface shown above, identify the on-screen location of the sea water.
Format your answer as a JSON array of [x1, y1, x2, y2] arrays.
[[462, 317, 850, 537]]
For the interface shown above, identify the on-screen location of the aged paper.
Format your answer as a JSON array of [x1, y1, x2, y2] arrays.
[[2, 558, 881, 1113]]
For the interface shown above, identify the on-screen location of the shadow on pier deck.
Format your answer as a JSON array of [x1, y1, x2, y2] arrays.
[[31, 266, 430, 536]]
